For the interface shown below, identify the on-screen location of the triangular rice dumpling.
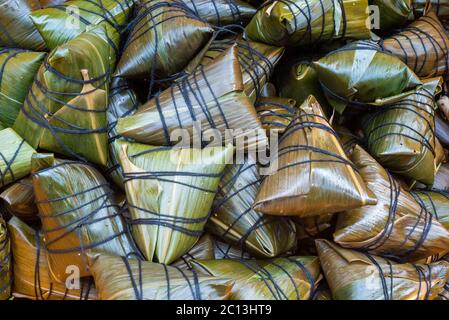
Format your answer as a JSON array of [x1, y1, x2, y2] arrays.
[[0, 215, 11, 300], [0, 128, 36, 188], [13, 26, 115, 166], [381, 7, 449, 80], [186, 36, 284, 102], [245, 0, 371, 47], [0, 0, 46, 50], [316, 239, 449, 300], [91, 254, 234, 300], [209, 159, 297, 258], [414, 0, 449, 19], [30, 0, 133, 50], [362, 78, 442, 185], [182, 0, 256, 26], [334, 145, 449, 262], [253, 95, 376, 218], [372, 0, 413, 31], [31, 153, 136, 283], [117, 46, 266, 151], [0, 49, 46, 128], [191, 256, 321, 300], [256, 97, 297, 135], [8, 217, 97, 300], [114, 0, 214, 79], [106, 77, 141, 189], [313, 41, 423, 114], [171, 234, 216, 270], [411, 190, 449, 231], [0, 178, 38, 224], [117, 139, 234, 264]]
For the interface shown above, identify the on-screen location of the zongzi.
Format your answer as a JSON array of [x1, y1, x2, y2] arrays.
[[114, 0, 214, 79], [372, 0, 413, 31], [118, 140, 233, 264], [91, 254, 234, 300], [245, 0, 371, 47], [8, 217, 97, 300], [411, 190, 449, 231], [0, 128, 36, 188], [191, 256, 321, 300], [0, 178, 38, 223], [334, 145, 449, 262], [0, 49, 46, 128], [254, 95, 376, 218], [316, 239, 449, 300], [31, 154, 135, 283], [13, 26, 115, 166]]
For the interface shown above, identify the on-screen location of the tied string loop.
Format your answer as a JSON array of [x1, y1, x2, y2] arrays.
[[0, 139, 25, 187], [255, 100, 297, 130], [121, 253, 202, 300], [123, 164, 221, 237], [362, 89, 437, 159], [19, 55, 110, 164]]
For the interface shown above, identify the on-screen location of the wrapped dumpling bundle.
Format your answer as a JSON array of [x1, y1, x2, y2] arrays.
[[191, 256, 321, 300], [91, 254, 234, 300], [371, 0, 413, 31], [0, 0, 46, 50], [171, 234, 216, 270], [244, 0, 371, 47], [30, 0, 133, 50], [106, 77, 141, 188], [114, 0, 214, 79], [182, 0, 256, 26], [0, 215, 11, 300], [254, 95, 376, 218], [313, 41, 423, 114], [411, 190, 449, 231], [186, 36, 284, 102], [31, 153, 135, 283], [0, 49, 46, 128], [316, 239, 449, 300], [117, 46, 266, 151], [256, 97, 297, 135], [0, 128, 36, 188], [118, 140, 234, 264], [209, 159, 297, 258], [335, 146, 449, 262], [0, 178, 38, 223], [8, 217, 97, 300], [381, 7, 449, 80], [13, 26, 115, 166], [362, 78, 442, 185]]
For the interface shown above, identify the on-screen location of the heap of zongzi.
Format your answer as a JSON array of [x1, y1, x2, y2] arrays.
[[254, 95, 376, 217], [13, 26, 115, 166], [245, 0, 371, 47], [0, 0, 46, 50], [381, 7, 449, 80], [31, 153, 135, 283], [362, 78, 442, 185], [0, 49, 46, 128], [117, 46, 266, 151], [118, 140, 233, 264], [191, 256, 321, 300], [316, 239, 449, 300], [8, 217, 97, 300], [313, 41, 423, 113], [209, 159, 297, 258], [91, 254, 234, 300], [114, 0, 214, 79], [0, 128, 36, 188], [334, 145, 449, 262], [0, 215, 11, 300]]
